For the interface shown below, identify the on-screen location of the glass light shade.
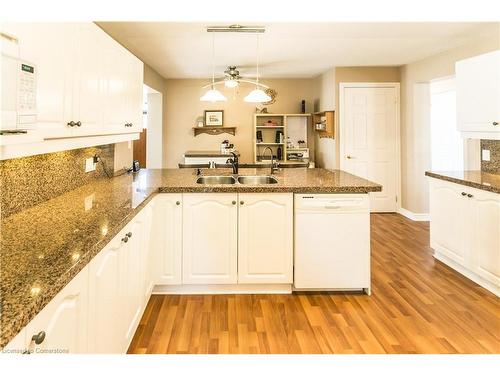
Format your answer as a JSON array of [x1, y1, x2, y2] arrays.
[[243, 88, 271, 103], [224, 79, 239, 88], [200, 88, 227, 102]]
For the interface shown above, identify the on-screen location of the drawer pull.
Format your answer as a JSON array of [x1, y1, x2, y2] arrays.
[[126, 232, 132, 238], [461, 192, 467, 196], [75, 121, 81, 127], [232, 201, 236, 205], [67, 121, 76, 127], [176, 201, 181, 206], [122, 236, 129, 243], [493, 122, 498, 126], [467, 194, 473, 198], [240, 201, 245, 205], [31, 331, 46, 345]]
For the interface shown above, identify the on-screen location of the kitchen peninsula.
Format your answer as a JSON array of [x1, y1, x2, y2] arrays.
[[1, 167, 380, 352]]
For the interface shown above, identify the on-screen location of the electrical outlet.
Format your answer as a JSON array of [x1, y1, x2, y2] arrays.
[[482, 149, 491, 162], [85, 157, 96, 172]]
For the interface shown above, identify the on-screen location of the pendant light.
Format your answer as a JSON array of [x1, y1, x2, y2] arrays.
[[244, 33, 271, 103], [200, 33, 227, 102]]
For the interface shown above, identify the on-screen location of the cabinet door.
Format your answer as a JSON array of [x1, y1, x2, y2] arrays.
[[470, 188, 500, 286], [101, 35, 131, 135], [429, 179, 470, 266], [182, 193, 238, 284], [238, 193, 293, 284], [126, 54, 144, 133], [456, 50, 500, 133], [3, 23, 75, 138], [71, 23, 105, 137], [87, 235, 126, 353], [152, 194, 183, 285], [122, 213, 146, 347], [25, 267, 88, 354]]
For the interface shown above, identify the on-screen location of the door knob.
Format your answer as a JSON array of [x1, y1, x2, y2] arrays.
[[240, 201, 245, 205], [121, 236, 129, 243], [75, 121, 81, 127], [493, 122, 498, 126], [461, 192, 467, 196], [467, 194, 473, 198], [346, 155, 354, 159], [176, 201, 181, 206], [67, 121, 76, 127], [232, 201, 236, 205], [126, 232, 132, 238]]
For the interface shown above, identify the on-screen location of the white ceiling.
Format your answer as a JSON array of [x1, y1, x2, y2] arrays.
[[98, 22, 498, 79]]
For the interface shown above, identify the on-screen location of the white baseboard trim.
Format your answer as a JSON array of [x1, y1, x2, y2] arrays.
[[153, 283, 292, 295], [434, 252, 500, 297], [398, 207, 429, 221]]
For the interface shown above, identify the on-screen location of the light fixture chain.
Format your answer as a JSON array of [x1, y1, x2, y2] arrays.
[[211, 32, 215, 87]]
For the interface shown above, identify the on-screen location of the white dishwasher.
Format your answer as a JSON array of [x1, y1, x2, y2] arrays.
[[294, 194, 371, 294]]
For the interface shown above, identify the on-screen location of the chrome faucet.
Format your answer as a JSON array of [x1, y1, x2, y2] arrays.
[[228, 152, 239, 174], [262, 147, 279, 175]]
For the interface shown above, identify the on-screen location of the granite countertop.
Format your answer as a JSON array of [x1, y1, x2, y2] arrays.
[[425, 170, 500, 194], [0, 168, 381, 348]]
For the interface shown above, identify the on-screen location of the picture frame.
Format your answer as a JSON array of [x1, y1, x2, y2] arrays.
[[204, 110, 224, 126]]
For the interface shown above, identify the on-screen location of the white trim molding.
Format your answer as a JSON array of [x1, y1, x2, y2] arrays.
[[398, 207, 430, 221]]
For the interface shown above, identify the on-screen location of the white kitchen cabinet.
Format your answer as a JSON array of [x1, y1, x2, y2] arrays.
[[123, 212, 147, 347], [1, 22, 143, 141], [25, 267, 89, 354], [470, 189, 500, 286], [182, 193, 238, 284], [151, 194, 183, 285], [429, 177, 500, 296], [87, 230, 127, 354], [429, 178, 470, 266], [238, 193, 293, 284], [70, 23, 106, 137], [456, 50, 500, 139]]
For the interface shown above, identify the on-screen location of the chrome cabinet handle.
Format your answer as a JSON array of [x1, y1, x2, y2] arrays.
[[467, 194, 473, 198], [67, 121, 76, 127], [126, 232, 132, 238], [493, 122, 498, 126], [31, 331, 46, 345], [461, 192, 467, 196], [121, 236, 129, 243]]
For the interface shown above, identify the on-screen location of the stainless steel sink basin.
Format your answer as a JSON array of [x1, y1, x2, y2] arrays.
[[196, 175, 236, 184], [237, 175, 278, 185]]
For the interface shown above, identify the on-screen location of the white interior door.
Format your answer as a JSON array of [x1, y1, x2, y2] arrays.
[[341, 85, 398, 212]]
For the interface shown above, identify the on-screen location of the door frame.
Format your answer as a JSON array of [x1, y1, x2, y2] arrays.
[[339, 82, 401, 212]]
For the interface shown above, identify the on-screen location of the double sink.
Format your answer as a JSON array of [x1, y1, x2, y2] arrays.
[[196, 175, 278, 185]]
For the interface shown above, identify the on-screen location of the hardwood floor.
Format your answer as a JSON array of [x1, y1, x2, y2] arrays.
[[128, 213, 500, 354]]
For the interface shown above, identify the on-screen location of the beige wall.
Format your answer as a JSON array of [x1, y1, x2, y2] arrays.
[[312, 69, 336, 169], [400, 23, 500, 214], [163, 79, 315, 167]]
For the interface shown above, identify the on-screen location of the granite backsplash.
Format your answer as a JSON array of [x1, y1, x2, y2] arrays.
[[0, 144, 115, 219], [480, 139, 500, 174]]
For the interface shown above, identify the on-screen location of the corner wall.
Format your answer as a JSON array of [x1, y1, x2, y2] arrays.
[[400, 23, 500, 214]]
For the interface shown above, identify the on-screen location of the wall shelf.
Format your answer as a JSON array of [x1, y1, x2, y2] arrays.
[[312, 111, 334, 139], [193, 126, 236, 137]]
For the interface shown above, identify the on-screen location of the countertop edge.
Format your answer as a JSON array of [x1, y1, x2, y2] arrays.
[[425, 171, 500, 194]]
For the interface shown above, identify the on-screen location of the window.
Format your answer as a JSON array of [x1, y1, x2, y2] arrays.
[[430, 77, 464, 171]]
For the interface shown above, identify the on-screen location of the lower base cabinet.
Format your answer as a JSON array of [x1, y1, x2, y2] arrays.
[[238, 193, 293, 284], [429, 178, 500, 295], [182, 193, 238, 284], [25, 267, 89, 354]]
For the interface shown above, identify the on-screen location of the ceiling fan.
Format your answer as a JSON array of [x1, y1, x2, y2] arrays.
[[201, 65, 270, 90]]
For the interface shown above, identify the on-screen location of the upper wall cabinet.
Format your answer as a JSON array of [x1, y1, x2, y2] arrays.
[[1, 22, 143, 140], [456, 50, 500, 139]]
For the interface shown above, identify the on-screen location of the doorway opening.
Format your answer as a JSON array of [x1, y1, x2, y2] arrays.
[[133, 85, 163, 168]]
